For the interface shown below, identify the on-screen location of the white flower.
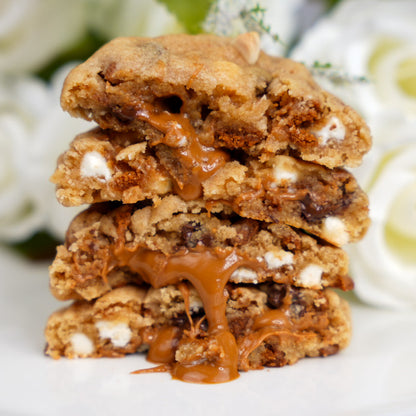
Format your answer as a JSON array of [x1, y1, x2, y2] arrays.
[[203, 0, 311, 56], [0, 108, 39, 241], [0, 0, 87, 74], [0, 65, 90, 242], [290, 0, 416, 124], [0, 0, 180, 75], [347, 137, 416, 309], [87, 0, 181, 39], [290, 0, 416, 309]]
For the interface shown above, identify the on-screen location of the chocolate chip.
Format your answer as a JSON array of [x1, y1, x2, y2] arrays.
[[299, 173, 354, 224], [227, 219, 259, 246], [111, 105, 136, 124], [200, 234, 214, 247], [289, 287, 307, 318], [300, 191, 352, 224], [171, 312, 189, 328], [178, 221, 214, 249], [180, 221, 201, 246], [267, 284, 287, 309]]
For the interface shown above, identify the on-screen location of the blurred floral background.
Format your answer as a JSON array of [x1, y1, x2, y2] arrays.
[[0, 0, 415, 309]]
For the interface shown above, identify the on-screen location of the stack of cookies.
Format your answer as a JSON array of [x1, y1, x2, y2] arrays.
[[45, 33, 371, 383]]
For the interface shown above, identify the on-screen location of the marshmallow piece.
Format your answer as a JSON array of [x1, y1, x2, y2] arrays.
[[323, 216, 350, 246], [314, 117, 345, 145], [70, 333, 94, 356], [298, 264, 323, 288], [95, 321, 132, 348], [80, 151, 112, 181], [264, 250, 294, 269]]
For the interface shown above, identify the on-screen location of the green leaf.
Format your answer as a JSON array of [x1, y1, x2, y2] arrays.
[[156, 0, 213, 34], [36, 31, 106, 81], [325, 0, 343, 10], [9, 230, 61, 261]]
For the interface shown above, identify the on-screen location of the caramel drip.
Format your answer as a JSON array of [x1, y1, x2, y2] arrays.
[[238, 327, 312, 371], [131, 364, 170, 375], [270, 189, 308, 202], [172, 330, 238, 384], [252, 308, 292, 331], [147, 326, 181, 364], [116, 244, 260, 383], [111, 242, 331, 381], [135, 102, 229, 200], [239, 305, 294, 370], [238, 298, 329, 370], [177, 282, 195, 331]]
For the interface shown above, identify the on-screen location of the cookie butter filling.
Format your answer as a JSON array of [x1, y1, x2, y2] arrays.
[[114, 244, 261, 383], [134, 101, 229, 201], [88, 240, 341, 383]]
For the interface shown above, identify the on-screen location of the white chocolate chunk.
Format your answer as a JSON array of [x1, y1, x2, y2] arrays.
[[264, 250, 294, 269], [314, 116, 345, 145], [298, 264, 323, 288], [230, 267, 258, 283], [80, 151, 112, 181], [323, 216, 350, 246], [272, 167, 298, 184], [95, 321, 132, 348], [70, 333, 94, 356], [271, 156, 298, 186]]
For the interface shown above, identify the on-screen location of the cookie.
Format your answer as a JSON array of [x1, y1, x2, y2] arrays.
[[49, 195, 352, 302], [60, 33, 371, 169], [51, 128, 369, 246], [46, 32, 369, 383], [45, 283, 351, 381]]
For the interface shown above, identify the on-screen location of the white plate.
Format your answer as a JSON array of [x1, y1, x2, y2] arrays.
[[1, 246, 415, 416]]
